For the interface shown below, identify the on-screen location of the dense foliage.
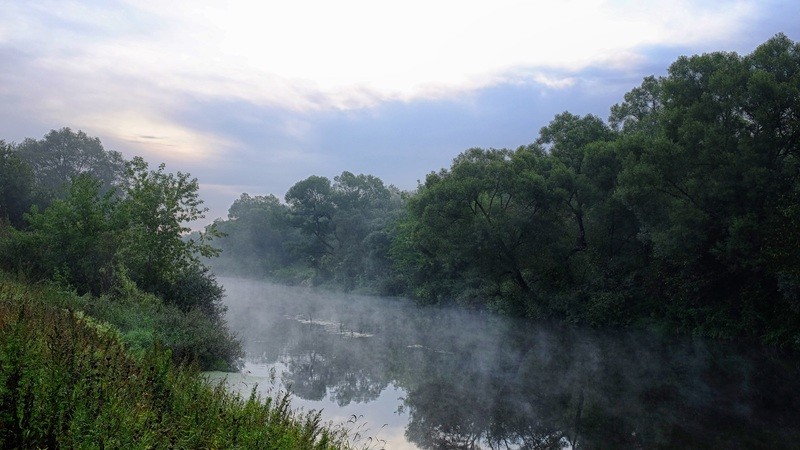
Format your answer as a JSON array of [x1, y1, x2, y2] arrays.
[[211, 171, 406, 293], [212, 35, 800, 348], [0, 128, 238, 369], [0, 276, 349, 449], [395, 34, 800, 345]]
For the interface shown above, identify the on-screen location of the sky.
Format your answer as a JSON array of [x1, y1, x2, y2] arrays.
[[1, 0, 799, 228]]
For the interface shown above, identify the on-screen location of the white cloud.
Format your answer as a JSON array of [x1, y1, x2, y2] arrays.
[[10, 0, 757, 109], [110, 0, 753, 109], [0, 0, 760, 160], [530, 73, 577, 89]]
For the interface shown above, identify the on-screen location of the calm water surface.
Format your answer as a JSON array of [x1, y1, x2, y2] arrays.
[[215, 277, 800, 449]]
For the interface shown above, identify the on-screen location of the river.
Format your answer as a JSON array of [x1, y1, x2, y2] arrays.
[[212, 277, 800, 449]]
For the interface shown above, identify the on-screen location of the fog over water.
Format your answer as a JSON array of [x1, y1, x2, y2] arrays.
[[215, 277, 800, 449]]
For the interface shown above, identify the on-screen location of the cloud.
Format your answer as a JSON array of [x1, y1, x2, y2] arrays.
[[85, 110, 235, 161], [0, 0, 767, 165], [529, 73, 577, 89], [4, 0, 758, 110]]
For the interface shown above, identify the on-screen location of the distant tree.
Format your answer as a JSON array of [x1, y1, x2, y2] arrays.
[[281, 172, 403, 289], [329, 171, 394, 289], [14, 127, 126, 200], [212, 193, 299, 276], [285, 175, 336, 258], [332, 171, 391, 211]]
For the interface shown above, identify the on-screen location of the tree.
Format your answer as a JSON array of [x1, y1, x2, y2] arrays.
[[0, 141, 34, 228], [536, 112, 615, 254], [12, 174, 119, 294], [330, 171, 394, 289], [285, 175, 336, 258], [394, 146, 567, 314], [117, 157, 219, 297], [14, 128, 126, 200], [609, 75, 664, 134], [282, 172, 403, 290], [613, 34, 800, 338], [212, 193, 299, 276]]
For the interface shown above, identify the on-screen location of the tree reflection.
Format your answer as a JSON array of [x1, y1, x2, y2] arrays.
[[280, 321, 389, 405], [398, 328, 800, 449], [226, 280, 800, 449], [404, 381, 488, 449]]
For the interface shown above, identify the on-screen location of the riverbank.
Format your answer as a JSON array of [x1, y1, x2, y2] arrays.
[[0, 275, 352, 449]]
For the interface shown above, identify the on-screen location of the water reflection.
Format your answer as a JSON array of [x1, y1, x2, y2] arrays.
[[220, 277, 800, 449]]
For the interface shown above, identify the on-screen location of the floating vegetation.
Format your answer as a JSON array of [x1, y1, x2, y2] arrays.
[[287, 315, 375, 338]]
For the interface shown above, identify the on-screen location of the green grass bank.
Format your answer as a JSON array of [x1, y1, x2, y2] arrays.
[[0, 275, 351, 449]]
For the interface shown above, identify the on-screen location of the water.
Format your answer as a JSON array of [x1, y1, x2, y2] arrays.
[[214, 277, 800, 449]]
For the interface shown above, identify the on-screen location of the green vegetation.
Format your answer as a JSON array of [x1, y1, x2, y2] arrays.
[[210, 34, 800, 349], [0, 275, 349, 449], [211, 172, 406, 293], [0, 130, 355, 446], [0, 127, 239, 370]]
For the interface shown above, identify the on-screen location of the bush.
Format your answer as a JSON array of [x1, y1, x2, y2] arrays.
[[81, 277, 242, 371]]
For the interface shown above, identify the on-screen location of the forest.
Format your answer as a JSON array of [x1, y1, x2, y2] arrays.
[[1, 33, 798, 357]]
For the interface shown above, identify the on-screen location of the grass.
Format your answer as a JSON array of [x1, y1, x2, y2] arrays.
[[0, 274, 352, 449]]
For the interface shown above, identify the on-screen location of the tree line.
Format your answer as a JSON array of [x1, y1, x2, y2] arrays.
[[208, 171, 406, 293], [209, 34, 800, 348]]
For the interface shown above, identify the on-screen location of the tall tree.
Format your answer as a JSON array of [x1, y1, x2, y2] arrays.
[[285, 175, 336, 258], [616, 34, 800, 337], [213, 193, 298, 275], [15, 128, 126, 199], [0, 141, 34, 228], [536, 112, 615, 254], [608, 75, 664, 134], [330, 171, 393, 289], [117, 157, 218, 296], [394, 146, 567, 313], [14, 174, 119, 294]]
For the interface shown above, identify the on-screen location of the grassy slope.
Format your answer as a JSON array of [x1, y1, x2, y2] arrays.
[[0, 275, 350, 449]]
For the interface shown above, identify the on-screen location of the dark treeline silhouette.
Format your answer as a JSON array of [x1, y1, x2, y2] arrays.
[[210, 34, 800, 349]]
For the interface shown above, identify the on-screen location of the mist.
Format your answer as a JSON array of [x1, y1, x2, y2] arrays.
[[214, 276, 800, 449]]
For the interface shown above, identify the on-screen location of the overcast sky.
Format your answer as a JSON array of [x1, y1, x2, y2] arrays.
[[2, 0, 799, 227]]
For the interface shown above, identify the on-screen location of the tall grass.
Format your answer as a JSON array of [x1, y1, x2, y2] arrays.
[[0, 276, 351, 449]]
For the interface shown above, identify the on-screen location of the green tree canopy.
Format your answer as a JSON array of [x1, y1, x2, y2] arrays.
[[117, 157, 218, 296], [394, 146, 568, 313], [14, 127, 126, 199]]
